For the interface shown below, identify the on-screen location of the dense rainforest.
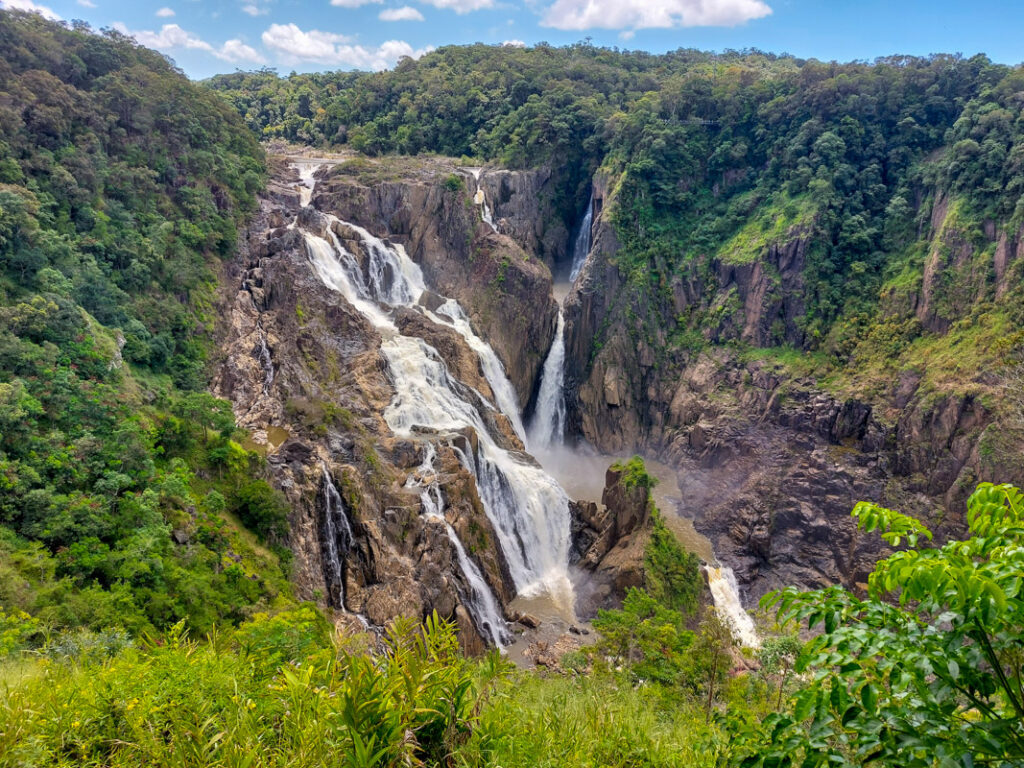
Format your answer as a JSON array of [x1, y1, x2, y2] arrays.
[[0, 10, 291, 635], [1, 9, 1023, 767]]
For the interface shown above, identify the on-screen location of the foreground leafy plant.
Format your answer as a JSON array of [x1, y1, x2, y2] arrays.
[[729, 482, 1024, 767]]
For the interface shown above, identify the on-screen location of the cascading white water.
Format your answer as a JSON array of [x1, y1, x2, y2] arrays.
[[406, 444, 511, 647], [256, 330, 274, 395], [527, 309, 566, 451], [300, 214, 574, 620], [706, 565, 760, 648], [295, 163, 322, 207], [432, 299, 525, 440], [568, 192, 594, 282], [321, 464, 355, 609]]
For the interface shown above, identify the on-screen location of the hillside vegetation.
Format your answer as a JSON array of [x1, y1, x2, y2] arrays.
[[0, 10, 292, 635], [208, 46, 1024, 415]]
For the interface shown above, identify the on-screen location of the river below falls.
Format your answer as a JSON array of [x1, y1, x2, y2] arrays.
[[532, 446, 716, 565]]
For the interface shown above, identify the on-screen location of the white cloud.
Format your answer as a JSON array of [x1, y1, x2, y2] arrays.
[[418, 0, 494, 13], [242, 4, 268, 16], [541, 0, 771, 30], [114, 22, 266, 63], [501, 39, 525, 47], [219, 39, 267, 63], [262, 22, 432, 70], [156, 6, 175, 17], [114, 22, 214, 52], [330, 0, 381, 6], [0, 0, 60, 20], [379, 5, 424, 21], [76, 0, 97, 8]]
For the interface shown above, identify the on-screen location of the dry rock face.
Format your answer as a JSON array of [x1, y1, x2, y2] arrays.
[[561, 175, 1016, 605], [213, 160, 564, 650]]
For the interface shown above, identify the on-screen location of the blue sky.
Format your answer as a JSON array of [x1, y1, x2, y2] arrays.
[[3, 0, 1023, 79]]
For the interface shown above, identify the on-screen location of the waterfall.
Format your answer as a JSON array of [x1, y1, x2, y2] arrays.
[[527, 191, 589, 451], [568, 192, 594, 282], [706, 565, 760, 648], [295, 163, 321, 207], [432, 299, 525, 440], [321, 464, 355, 610], [256, 329, 274, 395], [469, 168, 497, 232], [527, 309, 566, 451], [300, 215, 574, 622], [407, 444, 511, 647]]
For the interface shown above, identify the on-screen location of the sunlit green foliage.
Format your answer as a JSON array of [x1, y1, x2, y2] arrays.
[[645, 510, 702, 614], [730, 482, 1024, 766], [0, 10, 287, 635], [0, 609, 506, 768]]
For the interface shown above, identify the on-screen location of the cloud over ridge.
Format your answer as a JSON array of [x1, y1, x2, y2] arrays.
[[542, 0, 772, 30]]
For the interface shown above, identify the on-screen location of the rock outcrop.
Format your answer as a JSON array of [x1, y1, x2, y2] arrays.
[[570, 465, 654, 617]]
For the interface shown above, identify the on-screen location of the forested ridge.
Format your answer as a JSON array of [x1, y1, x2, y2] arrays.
[[209, 45, 1024, 406], [0, 10, 292, 635]]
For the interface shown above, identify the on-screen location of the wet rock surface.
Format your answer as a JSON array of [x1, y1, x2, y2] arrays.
[[214, 160, 555, 653]]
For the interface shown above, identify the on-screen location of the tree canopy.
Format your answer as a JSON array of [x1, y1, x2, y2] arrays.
[[0, 9, 287, 635]]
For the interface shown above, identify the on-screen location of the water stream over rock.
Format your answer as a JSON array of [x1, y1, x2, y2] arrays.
[[568, 192, 593, 282], [320, 463, 354, 610], [300, 207, 575, 636], [407, 444, 512, 648]]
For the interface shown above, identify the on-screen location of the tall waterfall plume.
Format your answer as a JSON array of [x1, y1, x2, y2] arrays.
[[568, 192, 594, 282], [527, 309, 567, 451], [300, 213, 574, 620]]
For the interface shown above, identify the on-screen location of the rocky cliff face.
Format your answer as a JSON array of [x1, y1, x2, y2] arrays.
[[213, 159, 571, 650], [217, 150, 1019, 636], [562, 174, 1020, 603]]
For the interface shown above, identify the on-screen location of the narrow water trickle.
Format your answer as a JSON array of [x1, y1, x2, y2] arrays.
[[568, 192, 594, 282], [320, 464, 354, 610], [256, 329, 274, 395]]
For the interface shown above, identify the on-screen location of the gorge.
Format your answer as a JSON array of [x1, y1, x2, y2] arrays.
[[217, 155, 760, 650]]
